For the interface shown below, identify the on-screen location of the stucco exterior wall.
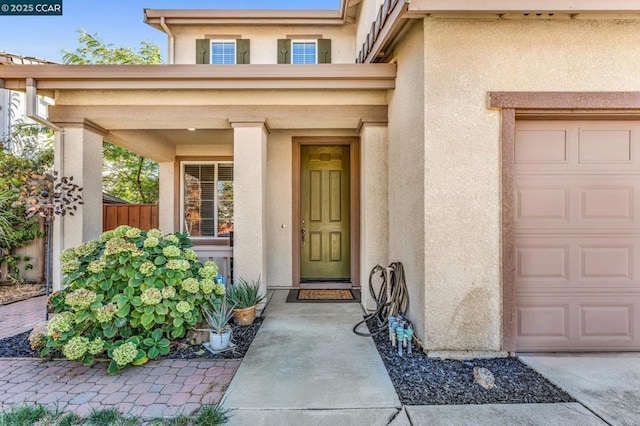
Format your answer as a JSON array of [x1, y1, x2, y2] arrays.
[[172, 24, 357, 64], [387, 22, 426, 342], [421, 18, 640, 352]]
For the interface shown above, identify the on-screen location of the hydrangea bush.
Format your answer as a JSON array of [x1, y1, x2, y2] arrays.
[[42, 225, 225, 374]]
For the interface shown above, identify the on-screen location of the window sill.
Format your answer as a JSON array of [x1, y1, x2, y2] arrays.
[[190, 238, 231, 246]]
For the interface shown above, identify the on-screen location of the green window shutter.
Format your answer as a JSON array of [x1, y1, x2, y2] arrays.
[[317, 39, 331, 64], [236, 39, 250, 64], [278, 39, 291, 64], [196, 39, 210, 64]]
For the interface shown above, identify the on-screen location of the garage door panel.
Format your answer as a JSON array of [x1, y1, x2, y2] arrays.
[[516, 178, 640, 230], [580, 186, 633, 221], [516, 237, 640, 289], [579, 129, 632, 164], [515, 129, 568, 164], [580, 305, 633, 340], [580, 246, 633, 281], [517, 295, 640, 351], [515, 120, 640, 351]]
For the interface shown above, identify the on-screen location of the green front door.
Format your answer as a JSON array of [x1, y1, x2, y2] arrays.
[[300, 145, 351, 281]]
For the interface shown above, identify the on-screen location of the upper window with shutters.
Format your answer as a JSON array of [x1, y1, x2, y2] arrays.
[[196, 38, 250, 64], [278, 38, 331, 64]]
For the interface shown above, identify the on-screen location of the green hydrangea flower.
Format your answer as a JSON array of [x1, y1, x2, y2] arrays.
[[60, 248, 78, 263], [166, 259, 190, 271], [164, 234, 180, 245], [147, 229, 163, 239], [198, 261, 219, 279], [162, 245, 181, 258], [139, 261, 156, 277], [125, 228, 141, 239], [199, 278, 215, 294], [141, 288, 162, 305], [183, 249, 198, 261], [176, 301, 191, 314], [161, 286, 176, 299], [62, 336, 89, 360], [112, 342, 138, 366], [214, 283, 226, 296], [61, 259, 82, 275], [75, 240, 99, 257], [113, 225, 132, 238], [105, 237, 141, 257], [87, 259, 106, 274], [96, 304, 116, 323], [88, 338, 104, 355], [182, 278, 199, 294], [65, 289, 97, 310], [143, 236, 159, 248], [99, 230, 115, 243], [47, 312, 74, 336]]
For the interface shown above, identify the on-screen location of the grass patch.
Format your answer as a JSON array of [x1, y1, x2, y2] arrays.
[[0, 403, 229, 426]]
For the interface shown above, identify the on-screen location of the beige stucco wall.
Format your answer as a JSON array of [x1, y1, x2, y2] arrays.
[[172, 24, 357, 64], [386, 22, 426, 342], [420, 18, 640, 352]]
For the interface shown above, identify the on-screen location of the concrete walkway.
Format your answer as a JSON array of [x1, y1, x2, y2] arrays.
[[522, 354, 640, 426], [0, 296, 46, 339], [224, 290, 401, 425]]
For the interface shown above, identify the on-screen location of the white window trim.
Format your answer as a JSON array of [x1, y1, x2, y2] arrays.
[[180, 161, 233, 240], [291, 39, 318, 64], [210, 40, 236, 65]]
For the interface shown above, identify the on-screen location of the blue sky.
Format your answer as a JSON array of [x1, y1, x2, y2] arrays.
[[0, 0, 341, 62]]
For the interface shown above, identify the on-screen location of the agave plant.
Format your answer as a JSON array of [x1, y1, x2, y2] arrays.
[[202, 295, 235, 334], [227, 277, 266, 309]]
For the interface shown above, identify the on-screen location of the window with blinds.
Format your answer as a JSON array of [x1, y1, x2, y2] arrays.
[[211, 41, 236, 64], [182, 162, 233, 238]]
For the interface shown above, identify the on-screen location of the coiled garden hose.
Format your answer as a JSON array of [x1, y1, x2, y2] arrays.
[[353, 262, 410, 337]]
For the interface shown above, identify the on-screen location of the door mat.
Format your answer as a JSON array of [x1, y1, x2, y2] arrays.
[[286, 289, 360, 303]]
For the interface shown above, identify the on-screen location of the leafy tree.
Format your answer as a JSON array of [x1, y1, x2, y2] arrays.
[[103, 143, 158, 204], [62, 30, 161, 203]]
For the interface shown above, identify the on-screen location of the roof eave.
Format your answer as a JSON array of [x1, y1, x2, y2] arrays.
[[0, 64, 397, 92]]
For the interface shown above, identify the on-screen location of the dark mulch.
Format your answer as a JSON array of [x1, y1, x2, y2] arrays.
[[0, 317, 263, 361], [0, 331, 39, 358], [168, 317, 264, 359], [366, 317, 575, 405]]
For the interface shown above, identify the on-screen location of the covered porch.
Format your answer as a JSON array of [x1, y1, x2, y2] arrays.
[[0, 64, 395, 307]]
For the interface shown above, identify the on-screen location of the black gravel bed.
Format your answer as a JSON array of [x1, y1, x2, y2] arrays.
[[0, 317, 263, 361], [366, 317, 575, 405], [0, 331, 40, 358], [168, 317, 264, 359]]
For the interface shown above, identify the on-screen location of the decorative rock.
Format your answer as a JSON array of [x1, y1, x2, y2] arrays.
[[473, 367, 496, 390], [186, 327, 210, 345], [28, 321, 48, 351]]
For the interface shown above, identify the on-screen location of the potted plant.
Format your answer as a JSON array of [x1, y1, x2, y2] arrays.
[[201, 295, 235, 350], [227, 277, 265, 326]]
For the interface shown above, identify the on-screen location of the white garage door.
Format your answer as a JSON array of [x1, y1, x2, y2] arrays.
[[515, 120, 640, 351]]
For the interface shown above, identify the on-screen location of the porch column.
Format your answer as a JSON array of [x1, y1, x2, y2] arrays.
[[52, 122, 104, 290], [158, 161, 175, 234], [359, 122, 389, 311], [231, 121, 268, 293]]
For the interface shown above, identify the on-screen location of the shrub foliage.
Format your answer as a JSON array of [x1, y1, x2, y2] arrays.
[[42, 225, 224, 374]]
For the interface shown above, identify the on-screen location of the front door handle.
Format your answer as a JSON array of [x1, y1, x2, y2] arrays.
[[301, 227, 306, 246]]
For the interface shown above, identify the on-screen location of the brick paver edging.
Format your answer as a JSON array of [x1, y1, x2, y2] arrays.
[[0, 296, 46, 340], [0, 358, 240, 418]]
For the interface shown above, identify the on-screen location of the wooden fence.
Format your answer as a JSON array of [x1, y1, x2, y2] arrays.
[[103, 204, 159, 232]]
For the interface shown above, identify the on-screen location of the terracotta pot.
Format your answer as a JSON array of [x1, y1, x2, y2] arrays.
[[233, 305, 257, 326]]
